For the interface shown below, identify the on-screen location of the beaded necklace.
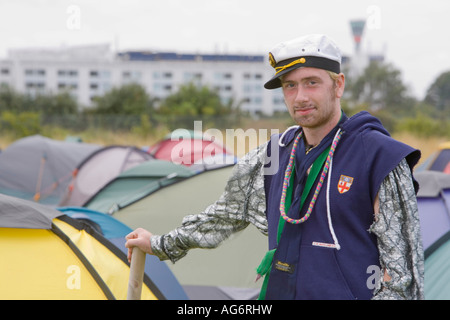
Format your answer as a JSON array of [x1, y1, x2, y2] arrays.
[[279, 129, 343, 224]]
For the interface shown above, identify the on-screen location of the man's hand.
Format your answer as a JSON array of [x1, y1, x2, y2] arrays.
[[125, 228, 153, 263]]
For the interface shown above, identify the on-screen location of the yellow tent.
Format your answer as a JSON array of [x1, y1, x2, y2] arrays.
[[0, 194, 163, 300]]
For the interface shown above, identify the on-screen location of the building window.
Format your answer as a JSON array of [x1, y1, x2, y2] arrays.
[[122, 70, 142, 82], [90, 70, 110, 78], [183, 72, 202, 82], [153, 71, 173, 79], [57, 70, 79, 92], [58, 70, 78, 77], [215, 72, 233, 80], [25, 69, 46, 76], [58, 83, 78, 90], [25, 82, 45, 89]]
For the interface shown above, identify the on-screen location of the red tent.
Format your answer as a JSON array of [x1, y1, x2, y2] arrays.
[[148, 130, 233, 166]]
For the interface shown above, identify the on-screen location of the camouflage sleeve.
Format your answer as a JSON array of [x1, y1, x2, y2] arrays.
[[150, 143, 269, 263], [370, 158, 425, 300]]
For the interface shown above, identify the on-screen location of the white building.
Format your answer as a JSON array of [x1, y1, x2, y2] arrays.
[[0, 44, 287, 115]]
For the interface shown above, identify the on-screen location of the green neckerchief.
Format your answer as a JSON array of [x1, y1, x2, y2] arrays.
[[256, 145, 331, 300]]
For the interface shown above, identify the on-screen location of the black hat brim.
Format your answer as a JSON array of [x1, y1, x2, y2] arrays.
[[264, 56, 340, 90]]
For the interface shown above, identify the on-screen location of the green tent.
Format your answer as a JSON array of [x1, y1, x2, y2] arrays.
[[111, 165, 267, 299], [84, 160, 196, 214], [424, 232, 450, 300]]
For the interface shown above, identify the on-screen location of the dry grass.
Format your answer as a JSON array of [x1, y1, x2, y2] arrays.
[[392, 132, 449, 166], [0, 119, 447, 166], [75, 129, 167, 148], [0, 127, 169, 151]]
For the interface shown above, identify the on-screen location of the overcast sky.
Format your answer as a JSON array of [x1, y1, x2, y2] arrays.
[[0, 0, 448, 100]]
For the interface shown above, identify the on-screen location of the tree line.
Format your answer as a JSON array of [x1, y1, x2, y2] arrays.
[[0, 60, 449, 138], [342, 61, 450, 137]]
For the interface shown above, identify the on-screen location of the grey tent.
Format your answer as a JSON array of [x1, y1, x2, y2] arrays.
[[59, 145, 153, 207], [0, 192, 62, 229], [0, 135, 99, 206]]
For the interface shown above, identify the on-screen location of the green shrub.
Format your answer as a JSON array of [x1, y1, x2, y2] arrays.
[[1, 111, 41, 138]]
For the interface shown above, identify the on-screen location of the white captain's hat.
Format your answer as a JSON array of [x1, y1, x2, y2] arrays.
[[264, 34, 342, 89]]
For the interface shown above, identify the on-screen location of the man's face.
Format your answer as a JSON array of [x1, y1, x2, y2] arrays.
[[281, 67, 344, 130]]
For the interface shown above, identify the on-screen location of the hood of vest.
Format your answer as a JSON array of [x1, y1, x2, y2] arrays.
[[340, 111, 390, 138], [278, 110, 390, 148]]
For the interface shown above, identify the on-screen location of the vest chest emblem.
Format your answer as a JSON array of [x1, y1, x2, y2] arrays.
[[338, 175, 354, 194]]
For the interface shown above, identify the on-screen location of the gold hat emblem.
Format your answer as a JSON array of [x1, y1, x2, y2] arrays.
[[269, 52, 276, 68]]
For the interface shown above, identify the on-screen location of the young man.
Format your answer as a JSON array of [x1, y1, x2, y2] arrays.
[[126, 34, 424, 300]]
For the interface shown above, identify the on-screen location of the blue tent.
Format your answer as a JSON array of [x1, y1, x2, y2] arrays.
[[416, 170, 450, 299], [416, 171, 450, 251]]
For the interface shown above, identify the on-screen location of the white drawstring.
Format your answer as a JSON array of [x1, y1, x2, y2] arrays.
[[278, 125, 300, 147], [325, 129, 341, 250]]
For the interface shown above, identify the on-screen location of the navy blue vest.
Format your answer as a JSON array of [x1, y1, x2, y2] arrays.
[[263, 111, 420, 300]]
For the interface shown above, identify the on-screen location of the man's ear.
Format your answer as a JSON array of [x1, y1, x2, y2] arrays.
[[335, 73, 345, 98]]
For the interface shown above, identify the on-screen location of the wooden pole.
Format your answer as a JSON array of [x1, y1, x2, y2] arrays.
[[127, 247, 146, 300]]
